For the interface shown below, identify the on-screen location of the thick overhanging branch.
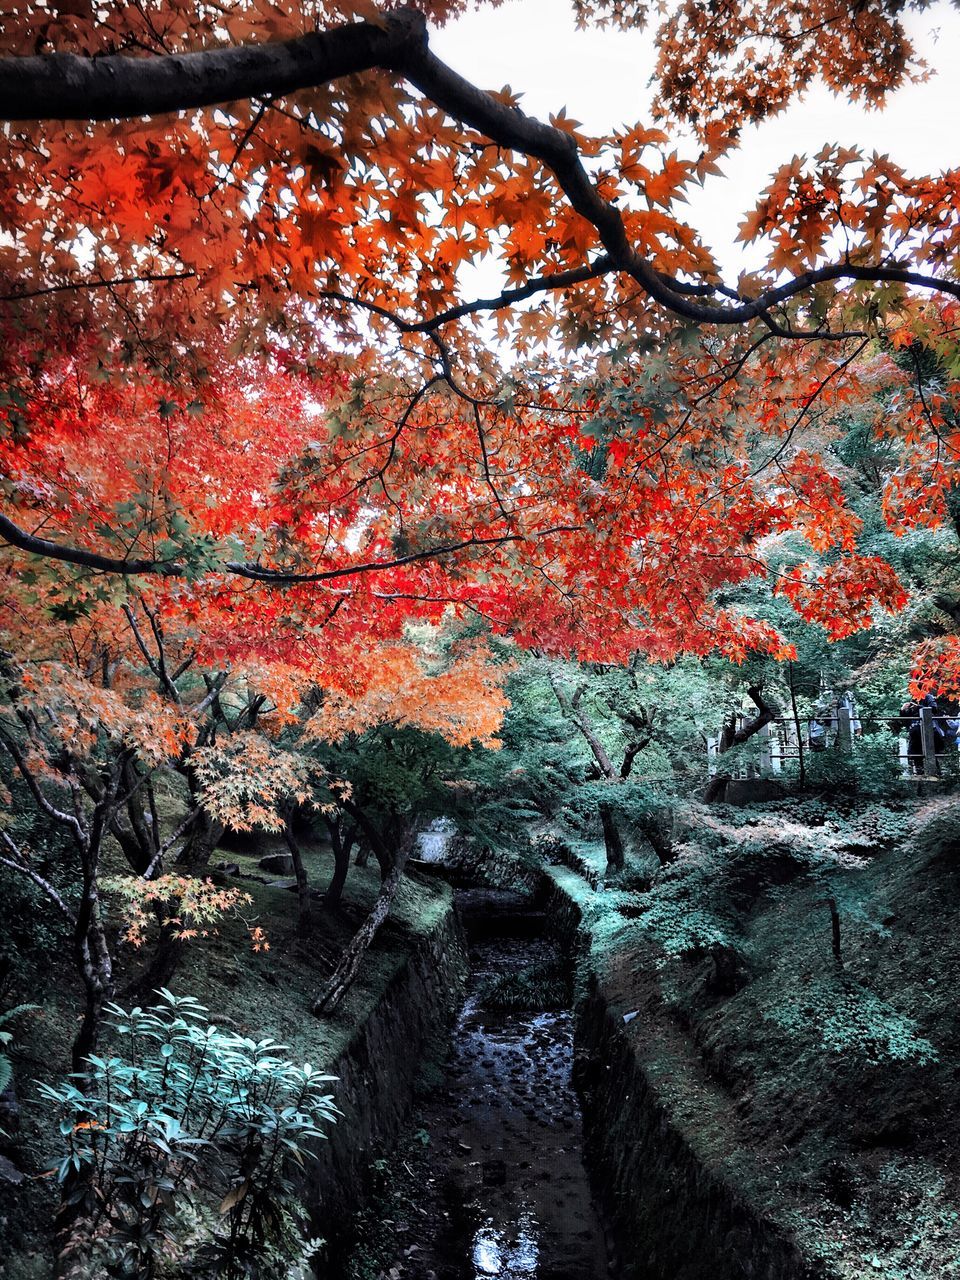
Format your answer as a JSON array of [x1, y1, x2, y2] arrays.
[[399, 41, 960, 324], [0, 12, 428, 120], [0, 9, 957, 330], [0, 510, 524, 583]]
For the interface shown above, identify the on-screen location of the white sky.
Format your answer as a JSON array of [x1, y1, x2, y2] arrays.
[[432, 0, 960, 276]]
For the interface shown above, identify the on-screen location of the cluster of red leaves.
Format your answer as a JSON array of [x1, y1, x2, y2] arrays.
[[1, 309, 931, 682], [912, 637, 960, 701], [579, 0, 926, 141]]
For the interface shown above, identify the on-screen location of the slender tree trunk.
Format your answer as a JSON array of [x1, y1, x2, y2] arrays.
[[323, 821, 354, 908], [312, 857, 406, 1015], [599, 802, 625, 874], [283, 823, 311, 936], [823, 896, 843, 967]]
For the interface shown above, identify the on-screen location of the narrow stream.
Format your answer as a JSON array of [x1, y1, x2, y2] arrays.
[[402, 889, 611, 1280]]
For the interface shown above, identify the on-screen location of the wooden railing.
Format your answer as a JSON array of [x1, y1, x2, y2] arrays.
[[707, 707, 953, 780]]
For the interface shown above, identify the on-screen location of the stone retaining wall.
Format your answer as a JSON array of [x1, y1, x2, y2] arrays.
[[544, 872, 827, 1280]]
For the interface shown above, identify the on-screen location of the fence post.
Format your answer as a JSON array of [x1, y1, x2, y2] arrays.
[[899, 732, 910, 777], [706, 736, 718, 777], [919, 706, 939, 777], [837, 706, 853, 752]]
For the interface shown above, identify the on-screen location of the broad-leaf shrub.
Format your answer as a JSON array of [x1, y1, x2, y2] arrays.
[[40, 991, 336, 1279]]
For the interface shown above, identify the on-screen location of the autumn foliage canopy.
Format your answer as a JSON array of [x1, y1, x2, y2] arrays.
[[1, 0, 960, 738]]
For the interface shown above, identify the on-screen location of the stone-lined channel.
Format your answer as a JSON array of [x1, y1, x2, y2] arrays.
[[365, 886, 611, 1279]]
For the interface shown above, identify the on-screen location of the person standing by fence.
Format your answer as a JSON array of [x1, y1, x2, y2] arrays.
[[808, 689, 838, 752], [808, 689, 860, 752]]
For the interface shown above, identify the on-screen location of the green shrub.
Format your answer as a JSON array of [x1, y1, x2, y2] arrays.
[[798, 731, 906, 799], [40, 991, 336, 1280], [0, 1002, 37, 1132], [764, 977, 938, 1066]]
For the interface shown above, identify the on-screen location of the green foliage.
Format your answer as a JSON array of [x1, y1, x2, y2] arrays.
[[474, 959, 569, 1011], [0, 1002, 37, 1109], [40, 991, 337, 1280], [798, 731, 907, 798], [628, 866, 734, 958], [308, 723, 473, 848], [764, 977, 938, 1066], [451, 743, 546, 867], [483, 656, 714, 864]]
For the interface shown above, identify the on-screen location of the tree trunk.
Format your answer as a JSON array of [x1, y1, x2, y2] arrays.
[[323, 820, 354, 908], [283, 823, 311, 936], [128, 914, 183, 1004], [176, 805, 222, 870], [72, 897, 113, 1076], [354, 837, 371, 868], [312, 857, 405, 1016], [704, 685, 779, 804], [69, 798, 115, 1077], [599, 802, 625, 874], [788, 662, 806, 790], [637, 808, 675, 865]]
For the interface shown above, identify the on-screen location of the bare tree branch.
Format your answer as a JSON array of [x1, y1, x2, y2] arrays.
[[0, 834, 76, 924]]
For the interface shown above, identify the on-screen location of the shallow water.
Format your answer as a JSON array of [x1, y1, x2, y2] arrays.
[[410, 928, 610, 1280]]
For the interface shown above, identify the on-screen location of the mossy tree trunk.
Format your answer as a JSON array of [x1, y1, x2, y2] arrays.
[[312, 810, 411, 1015], [599, 803, 625, 874], [283, 820, 312, 936], [312, 858, 406, 1015]]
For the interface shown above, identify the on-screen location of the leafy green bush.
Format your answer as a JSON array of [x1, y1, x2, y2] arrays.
[[40, 991, 336, 1279], [799, 731, 906, 799], [0, 1002, 37, 1133], [764, 977, 938, 1066]]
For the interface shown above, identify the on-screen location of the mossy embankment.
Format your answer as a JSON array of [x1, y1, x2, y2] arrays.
[[547, 798, 960, 1280], [0, 835, 467, 1279]]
